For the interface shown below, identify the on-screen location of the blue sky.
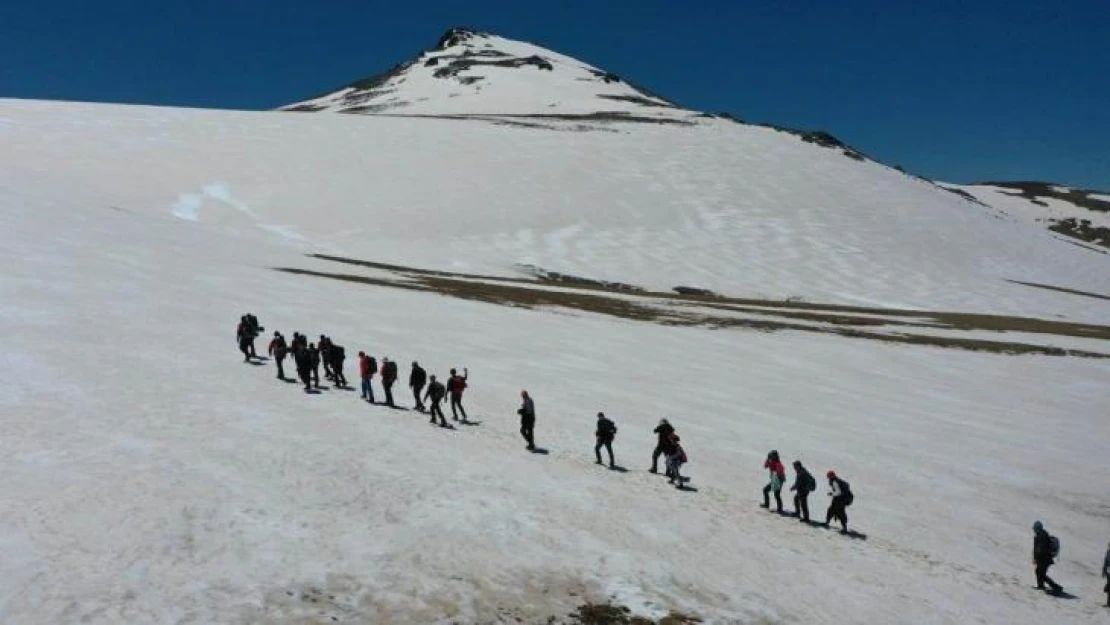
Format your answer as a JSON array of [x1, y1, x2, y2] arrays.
[[2, 0, 1107, 188]]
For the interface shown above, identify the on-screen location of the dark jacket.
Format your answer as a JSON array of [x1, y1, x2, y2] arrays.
[[410, 365, 427, 389], [518, 396, 535, 424], [382, 360, 398, 384], [830, 477, 852, 497], [1034, 529, 1054, 564], [653, 422, 675, 453], [308, 346, 320, 367], [596, 417, 617, 441], [425, 381, 446, 403], [791, 467, 816, 493], [294, 348, 312, 371]]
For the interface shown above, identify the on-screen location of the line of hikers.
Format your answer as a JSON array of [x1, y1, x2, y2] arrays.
[[238, 314, 1110, 606], [759, 450, 854, 533]]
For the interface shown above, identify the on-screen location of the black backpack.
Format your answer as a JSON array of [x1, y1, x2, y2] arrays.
[[368, 356, 378, 373], [333, 345, 345, 359]]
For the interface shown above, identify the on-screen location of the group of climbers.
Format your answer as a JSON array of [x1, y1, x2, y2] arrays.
[[762, 450, 852, 532], [237, 314, 1110, 606]]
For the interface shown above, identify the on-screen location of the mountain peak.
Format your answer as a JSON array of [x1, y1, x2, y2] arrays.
[[435, 26, 485, 50], [281, 27, 694, 123]]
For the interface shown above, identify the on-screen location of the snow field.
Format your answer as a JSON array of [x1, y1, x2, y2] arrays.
[[0, 98, 1108, 623]]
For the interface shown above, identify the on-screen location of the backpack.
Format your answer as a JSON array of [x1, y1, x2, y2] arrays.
[[1049, 535, 1060, 558], [333, 345, 345, 359], [834, 479, 852, 499], [368, 356, 378, 373]]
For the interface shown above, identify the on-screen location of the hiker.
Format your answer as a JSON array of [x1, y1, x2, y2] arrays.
[[447, 368, 468, 421], [1032, 521, 1064, 595], [294, 343, 313, 391], [518, 390, 536, 450], [236, 317, 253, 362], [761, 450, 786, 513], [358, 351, 377, 402], [1102, 540, 1110, 607], [291, 332, 307, 354], [423, 375, 447, 426], [666, 433, 687, 486], [307, 343, 321, 388], [244, 314, 261, 357], [409, 361, 427, 411], [790, 460, 816, 522], [594, 412, 617, 468], [319, 335, 334, 380], [330, 342, 347, 388], [824, 471, 854, 533], [650, 418, 676, 473], [381, 358, 398, 407], [268, 332, 288, 379]]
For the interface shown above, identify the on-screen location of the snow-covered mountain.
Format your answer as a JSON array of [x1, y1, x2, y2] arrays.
[[943, 181, 1110, 249], [1, 27, 1109, 625], [281, 27, 695, 123]]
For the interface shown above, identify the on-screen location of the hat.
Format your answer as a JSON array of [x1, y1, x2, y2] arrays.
[[597, 412, 605, 418], [826, 470, 836, 479], [659, 418, 669, 425], [1033, 521, 1043, 532]]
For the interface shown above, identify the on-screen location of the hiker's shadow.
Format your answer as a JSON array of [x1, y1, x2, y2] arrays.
[[608, 465, 628, 473], [459, 419, 481, 426], [676, 484, 699, 493], [247, 361, 266, 367], [530, 447, 550, 455]]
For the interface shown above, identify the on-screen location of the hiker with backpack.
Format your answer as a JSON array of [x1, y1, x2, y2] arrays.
[[650, 419, 676, 474], [665, 433, 687, 486], [447, 368, 468, 421], [409, 361, 427, 411], [330, 342, 347, 388], [268, 332, 288, 380], [423, 375, 448, 426], [518, 390, 536, 451], [236, 317, 253, 362], [358, 352, 377, 402], [594, 412, 617, 468], [1032, 521, 1064, 595], [824, 470, 854, 533], [307, 343, 321, 388], [294, 342, 313, 391], [790, 461, 816, 522], [761, 450, 786, 513], [319, 335, 334, 381], [381, 358, 398, 407], [244, 313, 261, 356]]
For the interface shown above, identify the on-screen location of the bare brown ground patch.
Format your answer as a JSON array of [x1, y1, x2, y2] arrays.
[[276, 255, 1110, 359]]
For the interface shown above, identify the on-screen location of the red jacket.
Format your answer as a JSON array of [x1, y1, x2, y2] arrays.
[[764, 458, 785, 478], [359, 355, 372, 378], [447, 375, 467, 396]]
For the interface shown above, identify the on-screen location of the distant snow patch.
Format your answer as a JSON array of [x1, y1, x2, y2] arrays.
[[170, 182, 259, 221], [171, 194, 202, 221]]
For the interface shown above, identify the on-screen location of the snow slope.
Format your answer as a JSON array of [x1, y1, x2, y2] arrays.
[[281, 27, 694, 121], [1, 93, 1109, 622]]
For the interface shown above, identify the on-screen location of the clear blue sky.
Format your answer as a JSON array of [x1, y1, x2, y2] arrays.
[[2, 0, 1107, 188]]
